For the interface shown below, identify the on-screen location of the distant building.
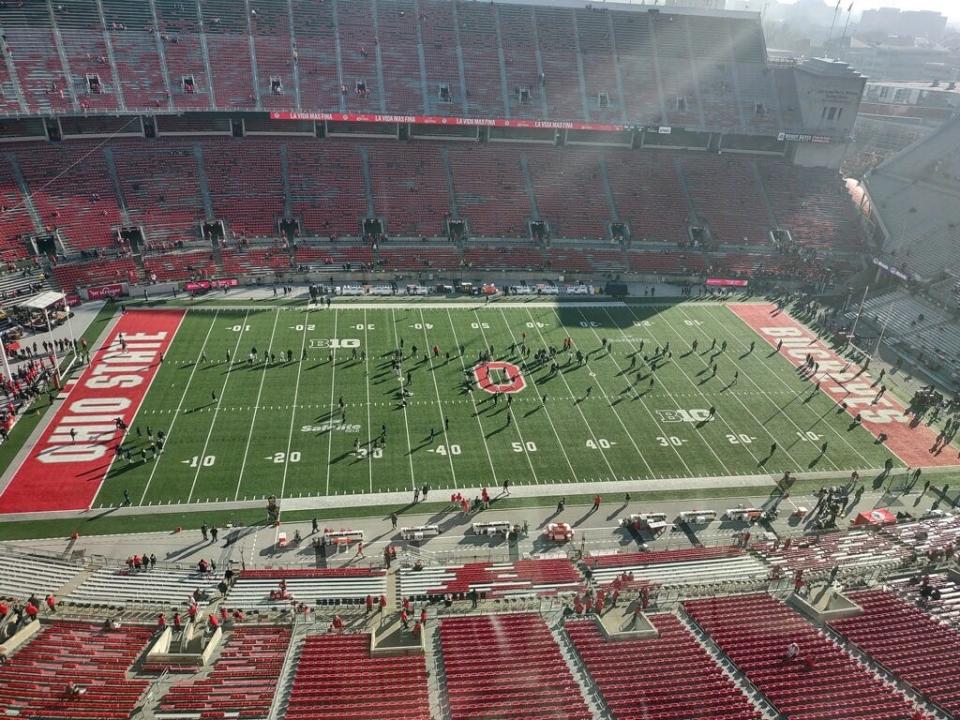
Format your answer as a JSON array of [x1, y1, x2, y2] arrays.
[[663, 0, 726, 9], [859, 8, 947, 41], [834, 37, 955, 83]]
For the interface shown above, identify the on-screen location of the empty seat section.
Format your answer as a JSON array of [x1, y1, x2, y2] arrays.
[[830, 589, 960, 716], [684, 593, 920, 720], [439, 613, 591, 720], [286, 633, 430, 720], [525, 148, 609, 239], [17, 143, 123, 252], [586, 547, 768, 587], [0, 621, 153, 720], [448, 147, 530, 238], [227, 568, 387, 608], [400, 558, 583, 600], [368, 142, 450, 238], [566, 615, 762, 719], [156, 626, 291, 719]]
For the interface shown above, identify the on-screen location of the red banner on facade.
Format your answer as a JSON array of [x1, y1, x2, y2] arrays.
[[706, 278, 749, 287], [270, 111, 627, 133], [86, 283, 126, 300]]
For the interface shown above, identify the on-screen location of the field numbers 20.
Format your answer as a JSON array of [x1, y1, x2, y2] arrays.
[[272, 451, 301, 463], [726, 434, 753, 445]]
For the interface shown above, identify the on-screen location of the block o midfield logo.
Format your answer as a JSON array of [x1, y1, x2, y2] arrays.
[[473, 361, 525, 394]]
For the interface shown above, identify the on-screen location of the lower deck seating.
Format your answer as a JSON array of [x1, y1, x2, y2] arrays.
[[143, 250, 218, 282], [285, 633, 430, 720], [227, 568, 387, 608], [890, 573, 960, 628], [439, 613, 591, 720], [685, 594, 921, 720], [64, 567, 221, 608], [399, 559, 583, 600], [0, 551, 83, 598], [831, 589, 960, 717], [586, 547, 768, 587], [750, 531, 907, 575], [566, 615, 762, 720], [882, 515, 960, 555], [51, 257, 138, 293], [0, 621, 153, 720], [156, 626, 291, 719]]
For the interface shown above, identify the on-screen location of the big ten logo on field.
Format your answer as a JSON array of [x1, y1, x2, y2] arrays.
[[657, 409, 713, 423], [309, 338, 360, 349], [474, 361, 525, 394]]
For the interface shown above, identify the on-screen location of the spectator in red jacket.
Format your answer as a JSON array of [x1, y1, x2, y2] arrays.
[[173, 612, 182, 630], [0, 600, 9, 619], [45, 594, 56, 612], [157, 612, 166, 628]]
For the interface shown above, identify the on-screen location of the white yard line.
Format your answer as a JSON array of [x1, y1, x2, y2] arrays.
[[389, 309, 417, 492], [363, 309, 374, 493], [494, 309, 579, 483], [714, 305, 879, 468], [136, 311, 217, 505], [662, 305, 834, 470], [445, 309, 499, 485], [471, 309, 542, 484], [556, 306, 696, 477], [232, 310, 282, 500], [510, 308, 616, 481], [323, 310, 341, 496], [596, 306, 748, 474], [557, 307, 659, 477], [279, 311, 311, 502], [186, 311, 252, 503], [417, 309, 458, 488]]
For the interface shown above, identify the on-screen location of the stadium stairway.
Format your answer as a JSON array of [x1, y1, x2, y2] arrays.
[[263, 620, 310, 720], [549, 619, 611, 719], [675, 608, 781, 719]]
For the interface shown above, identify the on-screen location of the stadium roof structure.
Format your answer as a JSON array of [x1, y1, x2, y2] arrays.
[[864, 115, 960, 280]]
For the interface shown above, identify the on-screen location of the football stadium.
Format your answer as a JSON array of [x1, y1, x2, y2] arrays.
[[0, 0, 958, 718]]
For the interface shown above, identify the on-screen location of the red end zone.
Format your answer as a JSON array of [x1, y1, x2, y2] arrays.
[[0, 310, 184, 514], [730, 303, 956, 468]]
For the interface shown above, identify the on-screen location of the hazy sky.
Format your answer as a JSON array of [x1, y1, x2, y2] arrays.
[[797, 0, 959, 23]]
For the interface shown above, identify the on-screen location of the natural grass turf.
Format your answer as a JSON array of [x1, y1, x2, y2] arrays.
[[88, 302, 912, 511]]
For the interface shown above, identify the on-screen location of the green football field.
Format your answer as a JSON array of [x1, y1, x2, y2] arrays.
[[94, 300, 904, 509]]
